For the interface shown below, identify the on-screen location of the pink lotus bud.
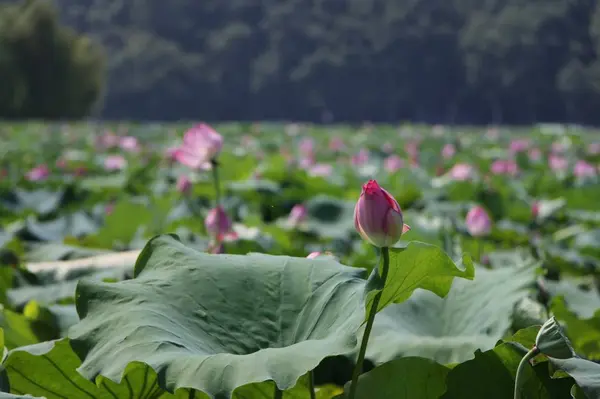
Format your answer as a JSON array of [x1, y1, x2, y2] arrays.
[[549, 155, 568, 172], [509, 139, 530, 154], [205, 206, 235, 241], [26, 165, 50, 182], [288, 204, 307, 226], [449, 163, 474, 181], [405, 141, 419, 159], [299, 156, 316, 169], [441, 144, 456, 159], [465, 206, 492, 237], [104, 155, 127, 171], [490, 159, 519, 176], [174, 123, 223, 170], [97, 132, 119, 149], [384, 155, 404, 173], [176, 175, 192, 194], [574, 160, 597, 178], [528, 148, 542, 161], [119, 136, 140, 153], [308, 163, 333, 177], [354, 180, 410, 247], [299, 137, 315, 157]]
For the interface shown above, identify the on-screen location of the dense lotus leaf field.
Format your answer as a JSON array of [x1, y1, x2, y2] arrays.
[[0, 122, 600, 398]]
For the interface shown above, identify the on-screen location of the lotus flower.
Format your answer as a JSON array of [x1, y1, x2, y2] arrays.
[[299, 137, 315, 157], [587, 143, 600, 155], [441, 144, 456, 159], [384, 155, 404, 173], [329, 137, 345, 152], [528, 148, 542, 161], [26, 165, 49, 181], [405, 141, 419, 159], [205, 206, 236, 241], [465, 206, 492, 237], [532, 201, 540, 219], [174, 123, 223, 170], [97, 132, 119, 149], [176, 175, 192, 194], [549, 155, 568, 172], [352, 149, 369, 166], [354, 180, 410, 247], [308, 163, 333, 177], [119, 136, 140, 153], [299, 156, 315, 170], [551, 141, 566, 154], [104, 155, 127, 171], [509, 139, 529, 154], [307, 251, 335, 259], [449, 163, 474, 181], [490, 159, 518, 176], [288, 204, 307, 226], [574, 160, 597, 178]]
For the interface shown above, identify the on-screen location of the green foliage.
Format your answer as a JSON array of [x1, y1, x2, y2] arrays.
[[0, 0, 105, 119]]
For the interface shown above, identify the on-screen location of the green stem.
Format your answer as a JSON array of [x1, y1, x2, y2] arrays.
[[273, 385, 283, 399], [211, 159, 221, 207], [347, 246, 390, 399], [514, 346, 540, 399], [308, 371, 316, 399]]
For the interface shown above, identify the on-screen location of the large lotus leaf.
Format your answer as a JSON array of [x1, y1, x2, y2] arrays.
[[442, 328, 574, 399], [69, 234, 368, 398], [366, 265, 535, 364], [366, 242, 474, 316], [549, 357, 600, 399], [543, 278, 600, 319], [341, 357, 449, 398], [303, 196, 355, 239], [3, 339, 187, 398], [551, 298, 600, 360]]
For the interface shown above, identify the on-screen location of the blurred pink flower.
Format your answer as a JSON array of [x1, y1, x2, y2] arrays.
[[26, 165, 49, 181], [548, 155, 568, 172], [490, 159, 518, 176], [309, 163, 333, 177], [352, 149, 369, 166], [574, 160, 597, 178], [97, 132, 119, 149], [299, 156, 315, 169], [384, 155, 404, 173], [329, 137, 345, 152], [449, 163, 474, 181], [307, 251, 335, 259], [509, 139, 530, 154], [176, 175, 192, 194], [165, 146, 179, 161], [528, 148, 542, 161], [587, 143, 600, 155], [465, 206, 492, 237], [532, 201, 540, 219], [104, 155, 127, 171], [119, 136, 140, 153], [405, 141, 419, 159], [174, 123, 223, 170], [551, 141, 566, 154], [205, 206, 237, 241], [288, 204, 307, 226], [299, 137, 315, 157], [105, 202, 115, 216], [442, 144, 456, 159], [55, 158, 67, 169]]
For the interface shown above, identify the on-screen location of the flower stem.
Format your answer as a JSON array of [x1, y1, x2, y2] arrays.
[[514, 346, 540, 399], [308, 371, 316, 399], [347, 246, 390, 399], [211, 159, 221, 207], [273, 385, 283, 399]]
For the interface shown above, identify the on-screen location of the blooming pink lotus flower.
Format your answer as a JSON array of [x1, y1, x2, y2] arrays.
[[205, 206, 236, 241], [490, 159, 518, 176], [288, 204, 307, 226], [442, 144, 456, 159], [119, 136, 140, 153], [528, 148, 542, 161], [176, 175, 192, 194], [174, 123, 223, 170], [587, 143, 600, 155], [574, 160, 597, 178], [549, 155, 568, 172], [299, 137, 315, 157], [354, 180, 410, 247], [509, 139, 530, 154], [465, 206, 492, 237], [329, 137, 345, 152], [104, 155, 127, 171], [26, 165, 49, 181], [384, 155, 404, 173], [449, 163, 474, 181], [352, 149, 370, 166]]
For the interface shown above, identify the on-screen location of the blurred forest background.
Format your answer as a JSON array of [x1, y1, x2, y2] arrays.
[[3, 0, 600, 124]]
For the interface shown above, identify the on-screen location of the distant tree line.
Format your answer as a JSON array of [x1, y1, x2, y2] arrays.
[[5, 0, 600, 124]]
